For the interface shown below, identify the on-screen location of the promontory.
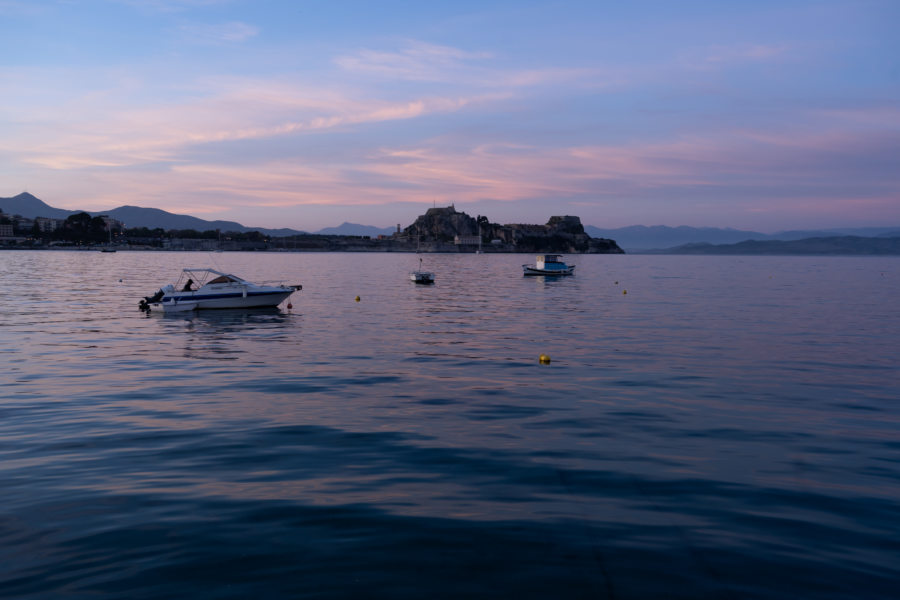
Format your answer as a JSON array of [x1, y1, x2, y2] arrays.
[[394, 206, 624, 254]]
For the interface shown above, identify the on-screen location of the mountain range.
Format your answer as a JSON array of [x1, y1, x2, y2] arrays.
[[642, 236, 900, 255], [315, 222, 396, 237], [0, 193, 308, 237], [583, 224, 900, 250], [3, 192, 899, 251]]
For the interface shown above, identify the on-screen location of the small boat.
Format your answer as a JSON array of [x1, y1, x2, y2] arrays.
[[139, 268, 301, 313], [409, 257, 435, 284], [100, 222, 117, 251], [522, 254, 575, 276]]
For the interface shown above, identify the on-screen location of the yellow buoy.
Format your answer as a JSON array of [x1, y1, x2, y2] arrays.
[[623, 289, 627, 295], [355, 295, 361, 302], [539, 354, 551, 364]]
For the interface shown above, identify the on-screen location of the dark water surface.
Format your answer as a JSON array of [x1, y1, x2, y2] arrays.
[[1, 251, 898, 599]]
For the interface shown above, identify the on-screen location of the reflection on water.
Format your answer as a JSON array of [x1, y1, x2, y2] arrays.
[[1, 251, 899, 599], [163, 308, 298, 360]]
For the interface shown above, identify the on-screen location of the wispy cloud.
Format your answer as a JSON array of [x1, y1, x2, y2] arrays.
[[345, 119, 900, 209], [335, 41, 492, 82], [335, 40, 626, 92], [4, 1, 895, 231], [7, 64, 897, 217], [114, 0, 232, 12], [15, 117, 899, 227], [3, 73, 482, 171], [493, 66, 630, 90], [178, 21, 259, 44]]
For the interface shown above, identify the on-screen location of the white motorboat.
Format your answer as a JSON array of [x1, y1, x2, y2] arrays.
[[409, 270, 435, 284], [522, 254, 575, 276], [140, 268, 301, 313], [409, 257, 435, 284]]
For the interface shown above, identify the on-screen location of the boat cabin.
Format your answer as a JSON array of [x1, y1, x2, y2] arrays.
[[536, 255, 566, 270]]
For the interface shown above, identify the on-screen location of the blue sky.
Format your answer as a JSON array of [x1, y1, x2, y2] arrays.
[[1, 0, 898, 231]]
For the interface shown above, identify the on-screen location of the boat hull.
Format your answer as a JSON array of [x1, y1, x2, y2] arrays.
[[160, 289, 294, 312], [522, 265, 575, 276], [409, 271, 435, 284]]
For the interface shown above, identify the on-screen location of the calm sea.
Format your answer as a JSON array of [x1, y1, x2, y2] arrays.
[[1, 250, 898, 599]]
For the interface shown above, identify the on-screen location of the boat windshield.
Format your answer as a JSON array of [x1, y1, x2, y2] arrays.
[[208, 275, 238, 284]]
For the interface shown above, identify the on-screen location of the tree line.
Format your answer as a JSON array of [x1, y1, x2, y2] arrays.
[[0, 210, 267, 245]]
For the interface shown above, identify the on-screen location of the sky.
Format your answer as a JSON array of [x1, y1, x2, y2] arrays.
[[1, 0, 898, 232]]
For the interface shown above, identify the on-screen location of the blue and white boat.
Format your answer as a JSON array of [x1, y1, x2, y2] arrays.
[[522, 254, 575, 276], [140, 268, 301, 313]]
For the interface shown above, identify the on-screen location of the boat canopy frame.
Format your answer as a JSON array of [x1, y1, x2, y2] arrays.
[[174, 268, 243, 290], [175, 268, 298, 289]]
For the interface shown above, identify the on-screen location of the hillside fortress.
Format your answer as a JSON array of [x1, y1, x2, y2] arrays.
[[399, 206, 624, 254]]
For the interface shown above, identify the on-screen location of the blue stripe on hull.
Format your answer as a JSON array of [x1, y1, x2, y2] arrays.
[[161, 290, 293, 310], [163, 291, 287, 302], [523, 269, 574, 276]]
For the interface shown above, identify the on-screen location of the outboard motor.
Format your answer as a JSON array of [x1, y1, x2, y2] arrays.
[[140, 288, 165, 312], [145, 289, 165, 304]]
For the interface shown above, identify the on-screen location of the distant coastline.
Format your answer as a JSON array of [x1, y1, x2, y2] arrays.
[[4, 192, 900, 255], [637, 236, 900, 256], [1, 194, 624, 254]]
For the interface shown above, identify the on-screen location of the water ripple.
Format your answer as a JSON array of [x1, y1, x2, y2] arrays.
[[1, 251, 899, 598]]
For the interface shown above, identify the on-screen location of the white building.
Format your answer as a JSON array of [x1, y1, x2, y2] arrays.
[[454, 235, 481, 246], [35, 217, 65, 232]]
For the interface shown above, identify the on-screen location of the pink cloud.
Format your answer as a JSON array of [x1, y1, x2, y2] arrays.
[[23, 120, 897, 220], [3, 50, 895, 229], [4, 77, 479, 171]]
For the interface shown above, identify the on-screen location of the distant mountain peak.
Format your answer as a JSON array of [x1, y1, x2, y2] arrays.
[[315, 222, 395, 236], [0, 192, 77, 219]]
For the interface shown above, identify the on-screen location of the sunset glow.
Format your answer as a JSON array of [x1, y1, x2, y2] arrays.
[[1, 1, 897, 231]]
